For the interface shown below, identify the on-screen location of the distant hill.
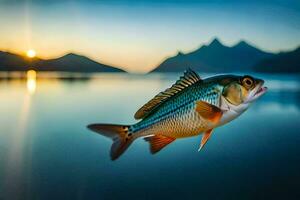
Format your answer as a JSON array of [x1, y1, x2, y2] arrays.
[[0, 51, 33, 71], [254, 47, 300, 73], [0, 51, 125, 72], [151, 38, 274, 73]]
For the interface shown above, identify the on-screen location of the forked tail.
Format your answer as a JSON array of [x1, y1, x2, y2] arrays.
[[87, 124, 134, 160]]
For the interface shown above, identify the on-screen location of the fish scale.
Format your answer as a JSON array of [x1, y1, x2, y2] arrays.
[[131, 82, 223, 138]]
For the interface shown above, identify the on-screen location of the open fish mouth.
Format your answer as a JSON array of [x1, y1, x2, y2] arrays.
[[254, 85, 268, 97], [247, 82, 268, 103]]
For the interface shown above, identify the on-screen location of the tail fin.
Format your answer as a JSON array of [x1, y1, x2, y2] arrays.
[[87, 124, 134, 160]]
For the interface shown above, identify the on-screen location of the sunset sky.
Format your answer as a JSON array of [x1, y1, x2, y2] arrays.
[[0, 0, 299, 72]]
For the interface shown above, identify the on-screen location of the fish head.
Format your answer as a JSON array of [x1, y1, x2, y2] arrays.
[[220, 75, 267, 113]]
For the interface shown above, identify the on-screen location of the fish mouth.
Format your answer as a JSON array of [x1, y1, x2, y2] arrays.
[[247, 81, 268, 103], [254, 85, 268, 97]]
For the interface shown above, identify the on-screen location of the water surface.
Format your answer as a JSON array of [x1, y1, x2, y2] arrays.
[[0, 73, 300, 199]]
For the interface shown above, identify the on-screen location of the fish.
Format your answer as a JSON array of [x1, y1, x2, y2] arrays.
[[87, 69, 267, 160]]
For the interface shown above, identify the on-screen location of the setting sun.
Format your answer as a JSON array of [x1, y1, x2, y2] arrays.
[[26, 49, 36, 58]]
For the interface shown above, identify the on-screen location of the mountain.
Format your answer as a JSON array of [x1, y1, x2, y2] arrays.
[[151, 38, 274, 73], [254, 47, 300, 73], [35, 53, 124, 72], [0, 51, 33, 71], [0, 51, 125, 72]]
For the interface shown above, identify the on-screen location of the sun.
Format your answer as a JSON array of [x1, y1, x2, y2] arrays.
[[26, 49, 36, 58]]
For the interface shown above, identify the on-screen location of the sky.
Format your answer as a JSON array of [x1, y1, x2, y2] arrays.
[[0, 0, 299, 73]]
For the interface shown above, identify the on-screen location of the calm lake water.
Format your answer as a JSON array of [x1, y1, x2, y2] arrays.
[[0, 72, 300, 200]]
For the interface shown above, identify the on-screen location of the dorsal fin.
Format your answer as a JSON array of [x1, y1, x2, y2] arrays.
[[134, 69, 201, 119]]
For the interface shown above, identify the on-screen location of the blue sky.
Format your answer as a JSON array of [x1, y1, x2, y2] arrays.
[[0, 0, 299, 72]]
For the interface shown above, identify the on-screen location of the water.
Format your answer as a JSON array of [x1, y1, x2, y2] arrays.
[[0, 72, 300, 199]]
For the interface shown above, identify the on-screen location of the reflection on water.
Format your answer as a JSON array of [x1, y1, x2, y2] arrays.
[[3, 93, 31, 200], [0, 73, 300, 199], [1, 70, 36, 199], [26, 70, 36, 95]]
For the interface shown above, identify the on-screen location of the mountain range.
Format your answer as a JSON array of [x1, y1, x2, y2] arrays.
[[151, 38, 300, 73], [0, 38, 299, 73], [0, 52, 125, 72], [254, 47, 300, 73]]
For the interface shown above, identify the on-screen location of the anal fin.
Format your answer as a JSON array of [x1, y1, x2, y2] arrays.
[[198, 129, 213, 151], [144, 135, 175, 154]]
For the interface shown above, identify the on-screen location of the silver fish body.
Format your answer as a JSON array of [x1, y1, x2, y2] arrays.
[[131, 80, 224, 138], [87, 70, 267, 160]]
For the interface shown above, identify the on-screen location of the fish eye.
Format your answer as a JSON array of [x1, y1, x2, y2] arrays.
[[242, 76, 254, 89]]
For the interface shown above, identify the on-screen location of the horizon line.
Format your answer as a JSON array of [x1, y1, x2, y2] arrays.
[[1, 37, 299, 73]]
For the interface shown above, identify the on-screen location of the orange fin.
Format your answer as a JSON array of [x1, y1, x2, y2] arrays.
[[196, 101, 223, 123], [144, 135, 175, 154], [198, 129, 213, 151]]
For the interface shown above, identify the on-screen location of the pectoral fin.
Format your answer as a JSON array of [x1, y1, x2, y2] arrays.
[[196, 101, 223, 123], [144, 135, 175, 154], [198, 129, 213, 151]]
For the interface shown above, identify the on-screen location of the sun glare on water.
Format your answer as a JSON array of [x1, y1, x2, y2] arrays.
[[26, 49, 36, 58], [27, 70, 37, 94]]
